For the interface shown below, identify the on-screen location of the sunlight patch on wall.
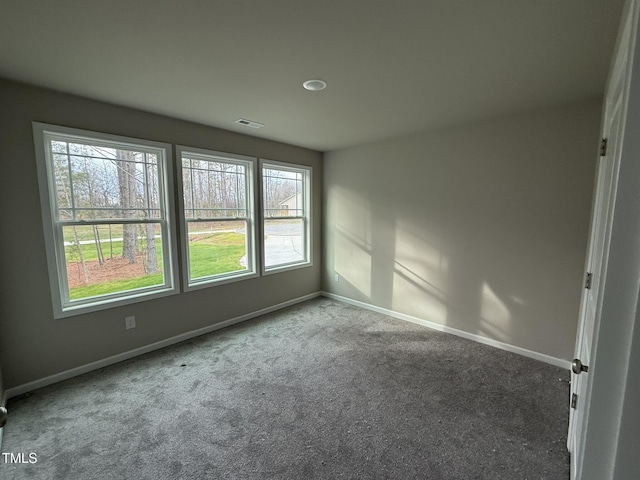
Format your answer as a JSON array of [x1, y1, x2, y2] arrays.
[[334, 188, 372, 298], [391, 222, 449, 323], [510, 295, 526, 306], [392, 263, 448, 323], [479, 281, 511, 343]]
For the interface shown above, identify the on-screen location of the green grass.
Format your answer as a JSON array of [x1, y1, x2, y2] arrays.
[[63, 224, 127, 243], [69, 273, 164, 300], [65, 239, 165, 263], [188, 232, 246, 279], [67, 232, 246, 300], [65, 239, 124, 262]]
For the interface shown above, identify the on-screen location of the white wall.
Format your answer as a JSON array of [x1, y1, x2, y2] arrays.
[[323, 100, 602, 361], [0, 79, 322, 391]]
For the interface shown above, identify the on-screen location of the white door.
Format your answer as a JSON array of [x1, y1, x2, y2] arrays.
[[568, 2, 639, 478]]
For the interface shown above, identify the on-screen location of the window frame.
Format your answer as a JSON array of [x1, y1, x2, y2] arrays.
[[259, 159, 313, 275], [176, 146, 259, 290], [33, 123, 180, 318]]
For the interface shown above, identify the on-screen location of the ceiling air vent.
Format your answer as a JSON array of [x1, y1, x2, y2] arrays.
[[235, 118, 264, 129]]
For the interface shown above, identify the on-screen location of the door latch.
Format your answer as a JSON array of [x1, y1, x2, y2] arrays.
[[572, 358, 589, 375]]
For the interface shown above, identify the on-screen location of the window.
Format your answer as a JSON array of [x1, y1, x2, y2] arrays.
[[177, 147, 257, 289], [261, 160, 312, 272], [34, 123, 179, 318], [34, 124, 314, 317]]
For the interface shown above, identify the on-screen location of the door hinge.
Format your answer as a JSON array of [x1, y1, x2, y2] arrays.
[[600, 138, 608, 157], [585, 272, 593, 289], [571, 393, 578, 409]]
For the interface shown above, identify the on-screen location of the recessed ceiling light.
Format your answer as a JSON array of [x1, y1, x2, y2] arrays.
[[303, 79, 327, 91]]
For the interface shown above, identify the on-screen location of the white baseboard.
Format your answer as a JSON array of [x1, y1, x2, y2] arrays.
[[322, 291, 571, 370], [5, 290, 569, 399], [5, 292, 321, 400]]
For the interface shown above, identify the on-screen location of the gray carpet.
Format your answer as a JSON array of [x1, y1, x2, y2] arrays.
[[1, 298, 570, 479]]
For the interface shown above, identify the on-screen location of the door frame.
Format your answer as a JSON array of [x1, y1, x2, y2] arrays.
[[570, 0, 640, 478], [0, 364, 5, 450], [569, 0, 636, 466]]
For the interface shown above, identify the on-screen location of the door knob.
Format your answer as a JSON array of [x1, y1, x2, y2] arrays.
[[572, 358, 589, 375], [0, 406, 7, 428]]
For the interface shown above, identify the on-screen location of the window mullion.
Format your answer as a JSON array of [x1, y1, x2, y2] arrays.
[[144, 152, 150, 218], [236, 164, 240, 218], [64, 142, 77, 222], [190, 158, 196, 220], [60, 219, 162, 227]]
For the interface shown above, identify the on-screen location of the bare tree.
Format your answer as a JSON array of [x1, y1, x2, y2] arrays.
[[263, 168, 298, 215], [143, 153, 158, 274], [53, 142, 90, 283], [116, 150, 138, 264]]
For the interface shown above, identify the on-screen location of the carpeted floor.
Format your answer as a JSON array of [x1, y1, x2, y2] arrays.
[[1, 298, 570, 479]]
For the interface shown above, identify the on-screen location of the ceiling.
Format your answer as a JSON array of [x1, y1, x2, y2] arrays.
[[0, 0, 625, 152]]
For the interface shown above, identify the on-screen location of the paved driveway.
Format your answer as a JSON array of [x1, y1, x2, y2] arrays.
[[240, 223, 303, 267]]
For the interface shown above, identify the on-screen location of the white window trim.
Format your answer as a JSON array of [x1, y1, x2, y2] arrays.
[[176, 146, 259, 291], [259, 158, 313, 275], [33, 123, 180, 318]]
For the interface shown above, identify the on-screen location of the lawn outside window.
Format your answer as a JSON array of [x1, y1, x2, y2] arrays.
[[260, 159, 312, 274], [177, 147, 258, 290], [33, 123, 179, 318]]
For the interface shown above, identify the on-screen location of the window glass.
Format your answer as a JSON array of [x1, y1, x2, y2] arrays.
[[34, 124, 178, 317], [178, 148, 256, 288], [262, 162, 312, 272]]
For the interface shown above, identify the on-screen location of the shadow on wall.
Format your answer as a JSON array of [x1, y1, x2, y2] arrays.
[[323, 101, 602, 360], [332, 184, 539, 348]]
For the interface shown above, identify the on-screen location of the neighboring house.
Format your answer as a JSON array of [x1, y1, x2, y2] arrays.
[[278, 193, 302, 216]]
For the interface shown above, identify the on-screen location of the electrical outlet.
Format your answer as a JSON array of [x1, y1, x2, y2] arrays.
[[335, 273, 340, 282], [125, 316, 136, 330]]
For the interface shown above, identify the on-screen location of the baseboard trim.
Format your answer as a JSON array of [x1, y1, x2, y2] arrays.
[[6, 290, 569, 399], [322, 291, 571, 370], [5, 292, 322, 400]]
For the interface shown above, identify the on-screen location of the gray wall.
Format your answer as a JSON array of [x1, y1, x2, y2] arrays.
[[323, 100, 602, 360], [614, 316, 640, 478], [0, 79, 322, 389]]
